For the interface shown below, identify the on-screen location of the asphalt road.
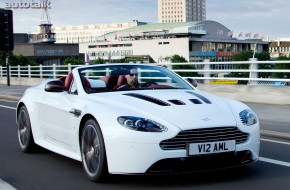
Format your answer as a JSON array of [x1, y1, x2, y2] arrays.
[[0, 100, 290, 190], [246, 102, 290, 134]]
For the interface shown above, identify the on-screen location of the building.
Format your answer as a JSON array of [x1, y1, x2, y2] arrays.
[[13, 27, 79, 66], [79, 20, 268, 64], [13, 15, 79, 66], [13, 40, 79, 66], [51, 20, 147, 44], [158, 0, 206, 23], [14, 34, 79, 66], [269, 38, 290, 58]]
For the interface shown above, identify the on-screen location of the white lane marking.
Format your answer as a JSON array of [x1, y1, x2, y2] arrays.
[[260, 139, 290, 167], [261, 138, 290, 146], [0, 100, 18, 103], [0, 105, 16, 110], [260, 157, 290, 168], [0, 178, 17, 190]]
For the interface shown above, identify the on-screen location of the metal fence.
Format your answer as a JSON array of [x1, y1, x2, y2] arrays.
[[0, 60, 290, 85]]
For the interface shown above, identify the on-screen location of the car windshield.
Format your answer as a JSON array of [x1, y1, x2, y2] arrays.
[[78, 64, 193, 93]]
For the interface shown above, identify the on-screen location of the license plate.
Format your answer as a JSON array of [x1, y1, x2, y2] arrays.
[[188, 140, 236, 155]]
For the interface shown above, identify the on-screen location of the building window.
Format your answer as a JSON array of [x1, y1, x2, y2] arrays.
[[217, 43, 224, 52], [233, 44, 238, 52], [226, 44, 232, 52]]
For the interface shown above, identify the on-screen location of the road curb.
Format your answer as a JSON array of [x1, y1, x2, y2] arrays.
[[261, 129, 290, 141]]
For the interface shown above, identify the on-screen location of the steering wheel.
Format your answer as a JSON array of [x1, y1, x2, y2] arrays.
[[141, 81, 158, 87]]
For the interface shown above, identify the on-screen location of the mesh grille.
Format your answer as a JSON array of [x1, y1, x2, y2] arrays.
[[160, 127, 249, 150]]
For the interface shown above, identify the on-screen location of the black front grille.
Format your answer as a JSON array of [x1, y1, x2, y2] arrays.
[[160, 127, 249, 150]]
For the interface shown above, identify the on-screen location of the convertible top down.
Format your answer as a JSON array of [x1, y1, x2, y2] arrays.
[[16, 64, 260, 182]]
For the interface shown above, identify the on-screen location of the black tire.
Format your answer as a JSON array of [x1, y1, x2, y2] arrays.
[[81, 119, 108, 182], [17, 106, 36, 153]]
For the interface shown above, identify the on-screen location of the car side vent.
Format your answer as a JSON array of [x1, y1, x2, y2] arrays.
[[187, 91, 212, 104], [124, 93, 170, 106], [168, 99, 186, 105], [189, 99, 203, 104]]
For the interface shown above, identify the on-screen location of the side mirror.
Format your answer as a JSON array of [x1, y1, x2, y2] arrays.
[[45, 80, 65, 92], [186, 78, 198, 88]]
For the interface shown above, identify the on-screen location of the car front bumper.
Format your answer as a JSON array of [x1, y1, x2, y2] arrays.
[[105, 128, 260, 174]]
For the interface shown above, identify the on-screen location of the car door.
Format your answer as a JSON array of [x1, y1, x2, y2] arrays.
[[37, 79, 78, 147]]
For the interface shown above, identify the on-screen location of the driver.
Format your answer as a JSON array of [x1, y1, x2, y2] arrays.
[[118, 67, 140, 89]]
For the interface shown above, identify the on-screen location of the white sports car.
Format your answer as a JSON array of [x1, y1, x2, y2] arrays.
[[16, 64, 260, 182]]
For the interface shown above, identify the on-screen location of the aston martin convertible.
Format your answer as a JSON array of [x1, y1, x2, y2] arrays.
[[16, 64, 260, 182]]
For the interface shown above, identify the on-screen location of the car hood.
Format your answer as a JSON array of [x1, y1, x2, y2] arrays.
[[91, 90, 237, 131]]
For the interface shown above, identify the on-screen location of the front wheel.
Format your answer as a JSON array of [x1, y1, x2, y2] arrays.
[[17, 106, 36, 153], [81, 119, 108, 182]]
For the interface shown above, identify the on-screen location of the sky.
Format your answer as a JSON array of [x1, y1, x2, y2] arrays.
[[0, 0, 289, 40]]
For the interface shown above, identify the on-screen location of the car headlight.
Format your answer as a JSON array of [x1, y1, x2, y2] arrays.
[[239, 109, 258, 126], [117, 116, 168, 132]]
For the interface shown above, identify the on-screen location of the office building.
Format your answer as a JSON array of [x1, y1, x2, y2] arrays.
[[158, 0, 206, 23], [51, 20, 147, 44], [79, 20, 268, 64], [269, 38, 290, 58], [13, 34, 79, 66]]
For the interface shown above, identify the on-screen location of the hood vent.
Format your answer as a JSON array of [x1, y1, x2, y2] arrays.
[[168, 99, 186, 105], [124, 93, 170, 106], [187, 91, 212, 104], [189, 99, 203, 104]]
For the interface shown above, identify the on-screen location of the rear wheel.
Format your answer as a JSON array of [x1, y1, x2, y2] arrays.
[[81, 119, 108, 182], [17, 106, 36, 153]]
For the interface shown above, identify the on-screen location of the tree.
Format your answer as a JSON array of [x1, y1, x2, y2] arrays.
[[170, 54, 187, 63], [256, 51, 270, 61], [12, 54, 37, 66], [93, 57, 105, 64], [0, 51, 37, 67], [168, 54, 198, 77], [255, 52, 272, 78], [63, 56, 84, 65], [0, 51, 6, 66], [231, 50, 253, 61], [58, 57, 84, 75], [272, 56, 290, 79], [231, 50, 270, 61], [230, 51, 253, 82], [229, 50, 272, 83]]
